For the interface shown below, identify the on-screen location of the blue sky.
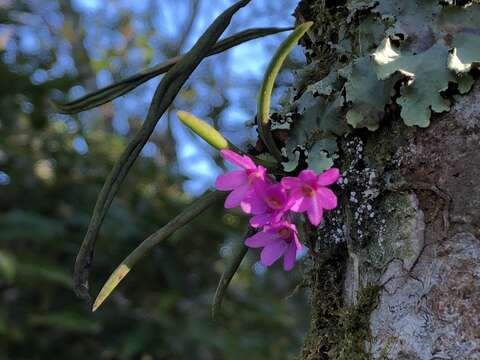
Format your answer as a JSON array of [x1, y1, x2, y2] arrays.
[[7, 0, 300, 194]]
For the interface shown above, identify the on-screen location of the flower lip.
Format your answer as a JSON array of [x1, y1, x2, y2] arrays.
[[263, 184, 287, 209], [301, 184, 315, 197], [277, 227, 292, 240], [266, 196, 283, 209], [267, 221, 298, 241]]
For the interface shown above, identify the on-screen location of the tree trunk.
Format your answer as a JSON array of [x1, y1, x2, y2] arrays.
[[292, 1, 480, 359]]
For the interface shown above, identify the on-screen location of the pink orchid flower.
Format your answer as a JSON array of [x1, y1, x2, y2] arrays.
[[249, 183, 290, 228], [281, 168, 340, 226], [215, 150, 269, 210], [245, 221, 302, 271]]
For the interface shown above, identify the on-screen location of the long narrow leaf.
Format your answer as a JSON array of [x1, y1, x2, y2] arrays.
[[74, 0, 252, 304], [92, 191, 226, 312], [257, 22, 313, 161], [53, 27, 292, 114], [211, 228, 254, 320]]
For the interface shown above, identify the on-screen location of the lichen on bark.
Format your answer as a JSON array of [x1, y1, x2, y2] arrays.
[[288, 0, 480, 359]]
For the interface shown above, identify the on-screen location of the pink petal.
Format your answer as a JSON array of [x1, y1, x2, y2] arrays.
[[270, 210, 286, 224], [288, 188, 310, 212], [285, 187, 302, 207], [293, 232, 302, 250], [224, 184, 248, 209], [283, 242, 297, 271], [245, 231, 277, 248], [298, 170, 317, 183], [281, 176, 302, 189], [241, 193, 268, 214], [316, 187, 337, 210], [267, 221, 291, 233], [249, 213, 272, 228], [214, 170, 247, 191], [220, 149, 254, 169], [251, 175, 270, 199], [306, 196, 324, 226], [261, 240, 287, 266], [317, 168, 340, 186], [264, 184, 287, 205], [241, 154, 256, 169]]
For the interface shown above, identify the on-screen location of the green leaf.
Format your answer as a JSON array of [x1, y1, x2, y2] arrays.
[[447, 34, 480, 74], [212, 232, 251, 320], [282, 151, 301, 172], [29, 313, 100, 334], [305, 71, 340, 97], [257, 22, 313, 161], [75, 0, 252, 304], [307, 149, 333, 173], [52, 27, 292, 114], [283, 85, 347, 171], [457, 74, 475, 94], [17, 261, 71, 288], [92, 191, 226, 312]]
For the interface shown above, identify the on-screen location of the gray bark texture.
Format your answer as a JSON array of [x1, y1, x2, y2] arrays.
[[291, 1, 480, 359]]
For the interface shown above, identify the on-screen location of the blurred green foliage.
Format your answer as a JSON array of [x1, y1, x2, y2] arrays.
[[0, 1, 307, 359]]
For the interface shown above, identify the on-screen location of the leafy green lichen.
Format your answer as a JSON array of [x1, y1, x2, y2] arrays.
[[373, 40, 454, 127], [287, 2, 480, 174], [370, 4, 480, 127], [343, 56, 398, 130], [291, 1, 480, 359]]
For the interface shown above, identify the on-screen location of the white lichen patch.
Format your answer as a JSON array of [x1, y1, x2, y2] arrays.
[[340, 137, 381, 244], [370, 232, 480, 360]]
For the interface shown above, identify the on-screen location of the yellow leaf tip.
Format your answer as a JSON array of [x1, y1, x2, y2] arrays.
[[91, 298, 103, 312]]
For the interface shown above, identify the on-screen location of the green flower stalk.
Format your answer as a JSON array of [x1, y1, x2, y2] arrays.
[[257, 21, 313, 161]]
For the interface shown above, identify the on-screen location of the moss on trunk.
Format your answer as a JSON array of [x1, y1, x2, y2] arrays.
[[301, 240, 380, 359], [293, 0, 480, 359]]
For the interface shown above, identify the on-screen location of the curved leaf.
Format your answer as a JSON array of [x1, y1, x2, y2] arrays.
[[257, 21, 313, 161], [75, 0, 252, 304], [211, 228, 254, 320], [52, 27, 292, 114], [92, 191, 226, 312]]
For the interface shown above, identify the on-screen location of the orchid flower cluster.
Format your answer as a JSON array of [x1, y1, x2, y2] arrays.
[[215, 149, 340, 271]]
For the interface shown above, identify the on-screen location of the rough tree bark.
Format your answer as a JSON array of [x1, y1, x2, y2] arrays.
[[289, 1, 480, 359]]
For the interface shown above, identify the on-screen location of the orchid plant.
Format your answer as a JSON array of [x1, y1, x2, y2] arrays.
[[61, 0, 335, 316]]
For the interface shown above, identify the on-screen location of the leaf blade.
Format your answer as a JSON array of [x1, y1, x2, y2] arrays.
[[52, 27, 292, 114], [92, 191, 226, 312], [75, 0, 252, 304], [211, 228, 253, 320], [257, 21, 313, 161]]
